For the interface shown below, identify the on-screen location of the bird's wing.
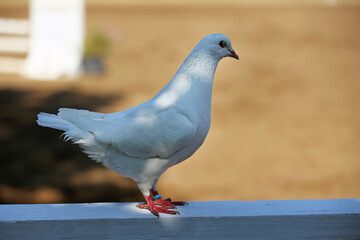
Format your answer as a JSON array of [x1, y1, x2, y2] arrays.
[[59, 108, 106, 119], [59, 107, 196, 159]]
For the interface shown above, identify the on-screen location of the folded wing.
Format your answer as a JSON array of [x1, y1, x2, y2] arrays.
[[58, 107, 196, 159]]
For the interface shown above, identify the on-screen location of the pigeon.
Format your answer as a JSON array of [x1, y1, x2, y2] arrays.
[[37, 33, 238, 217]]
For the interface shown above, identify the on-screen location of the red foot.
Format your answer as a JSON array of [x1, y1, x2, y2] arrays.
[[137, 195, 179, 217], [154, 198, 188, 209], [151, 190, 188, 208]]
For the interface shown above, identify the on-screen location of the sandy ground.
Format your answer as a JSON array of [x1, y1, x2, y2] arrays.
[[0, 4, 359, 203]]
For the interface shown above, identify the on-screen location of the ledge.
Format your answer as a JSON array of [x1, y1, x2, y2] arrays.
[[1, 199, 359, 239]]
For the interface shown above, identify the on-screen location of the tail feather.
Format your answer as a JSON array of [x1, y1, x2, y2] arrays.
[[37, 112, 71, 132], [37, 112, 89, 142], [37, 111, 107, 163]]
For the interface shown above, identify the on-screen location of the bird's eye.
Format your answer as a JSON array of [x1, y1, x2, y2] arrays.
[[219, 40, 226, 48]]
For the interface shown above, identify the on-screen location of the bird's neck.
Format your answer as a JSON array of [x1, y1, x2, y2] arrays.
[[179, 49, 219, 80], [153, 50, 219, 114]]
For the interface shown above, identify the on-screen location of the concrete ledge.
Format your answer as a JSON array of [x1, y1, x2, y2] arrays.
[[1, 199, 359, 239]]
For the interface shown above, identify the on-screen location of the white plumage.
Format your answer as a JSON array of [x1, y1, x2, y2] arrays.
[[37, 33, 238, 216]]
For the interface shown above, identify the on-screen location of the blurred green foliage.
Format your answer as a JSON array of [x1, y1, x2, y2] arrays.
[[83, 29, 110, 58]]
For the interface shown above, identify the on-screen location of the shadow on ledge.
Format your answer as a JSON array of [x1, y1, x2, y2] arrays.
[[0, 88, 143, 204]]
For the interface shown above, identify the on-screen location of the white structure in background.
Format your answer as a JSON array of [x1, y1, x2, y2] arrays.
[[0, 19, 29, 74], [21, 0, 84, 80]]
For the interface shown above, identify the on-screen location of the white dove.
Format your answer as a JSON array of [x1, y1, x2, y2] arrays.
[[37, 33, 238, 216]]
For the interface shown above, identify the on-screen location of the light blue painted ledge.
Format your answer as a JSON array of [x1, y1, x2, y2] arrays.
[[0, 199, 359, 239]]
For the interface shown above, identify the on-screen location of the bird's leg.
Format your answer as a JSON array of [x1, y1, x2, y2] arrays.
[[137, 195, 179, 217], [150, 179, 187, 207], [136, 180, 185, 216], [150, 189, 188, 208]]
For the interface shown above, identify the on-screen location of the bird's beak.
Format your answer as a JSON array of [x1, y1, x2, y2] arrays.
[[228, 49, 239, 60]]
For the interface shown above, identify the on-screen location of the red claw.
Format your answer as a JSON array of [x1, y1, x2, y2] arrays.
[[137, 192, 188, 217], [137, 195, 180, 217]]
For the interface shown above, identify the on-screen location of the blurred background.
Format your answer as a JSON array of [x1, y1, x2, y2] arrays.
[[0, 0, 359, 204]]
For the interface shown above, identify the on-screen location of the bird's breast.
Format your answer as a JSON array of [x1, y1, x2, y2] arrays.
[[167, 106, 211, 166]]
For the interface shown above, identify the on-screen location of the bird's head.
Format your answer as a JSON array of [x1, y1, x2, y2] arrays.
[[197, 33, 239, 61]]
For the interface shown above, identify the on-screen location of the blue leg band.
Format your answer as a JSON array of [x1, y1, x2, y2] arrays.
[[152, 194, 162, 201]]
